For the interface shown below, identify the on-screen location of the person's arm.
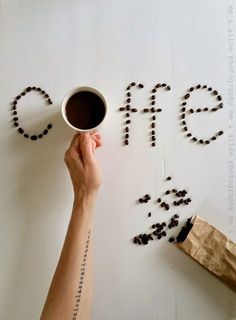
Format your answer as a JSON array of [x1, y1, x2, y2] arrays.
[[40, 132, 102, 320]]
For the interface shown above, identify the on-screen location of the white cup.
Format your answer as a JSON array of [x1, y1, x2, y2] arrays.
[[61, 86, 107, 132]]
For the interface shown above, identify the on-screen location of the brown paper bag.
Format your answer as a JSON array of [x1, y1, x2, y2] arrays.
[[176, 215, 236, 292]]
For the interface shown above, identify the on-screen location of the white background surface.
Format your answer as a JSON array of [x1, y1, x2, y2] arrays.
[[0, 0, 236, 319]]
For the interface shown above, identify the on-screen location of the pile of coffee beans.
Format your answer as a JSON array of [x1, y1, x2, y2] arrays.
[[138, 194, 151, 203], [176, 217, 193, 242], [119, 82, 143, 145], [11, 86, 53, 140], [133, 214, 179, 245], [181, 84, 224, 144]]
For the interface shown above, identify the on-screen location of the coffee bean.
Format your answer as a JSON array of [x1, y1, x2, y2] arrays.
[[139, 198, 144, 203], [36, 87, 41, 91], [218, 131, 223, 135], [126, 86, 131, 90], [174, 220, 179, 226], [162, 222, 166, 227], [184, 93, 190, 99], [151, 101, 155, 105], [182, 103, 187, 107], [182, 107, 186, 112], [196, 108, 201, 112], [151, 107, 155, 113], [189, 109, 194, 113], [119, 107, 125, 111], [127, 98, 131, 103], [126, 105, 131, 111], [138, 83, 144, 88], [13, 122, 18, 127], [162, 83, 166, 87], [219, 103, 223, 108], [181, 114, 185, 119], [212, 108, 218, 111], [21, 92, 26, 96], [124, 139, 129, 145], [151, 142, 156, 147], [126, 113, 130, 117], [125, 133, 129, 139], [156, 108, 162, 112], [151, 136, 156, 141], [169, 237, 175, 243], [196, 84, 201, 89], [189, 87, 194, 92], [38, 134, 43, 139], [213, 90, 218, 95], [151, 130, 155, 135], [167, 176, 172, 181], [126, 120, 131, 124], [217, 95, 222, 101], [24, 133, 29, 138], [26, 87, 31, 92], [41, 90, 45, 94], [13, 117, 18, 121], [44, 94, 49, 98], [43, 129, 48, 135], [16, 95, 21, 100], [145, 194, 151, 200], [12, 105, 17, 110], [143, 108, 149, 113], [157, 234, 162, 239], [174, 214, 179, 218], [13, 111, 17, 115], [125, 127, 129, 132], [182, 121, 186, 125], [131, 108, 137, 112], [152, 115, 156, 120], [157, 198, 161, 203], [184, 126, 188, 131], [148, 212, 151, 217], [131, 82, 136, 86], [152, 224, 156, 228], [208, 87, 212, 91], [192, 137, 197, 142], [205, 140, 210, 144], [166, 190, 170, 195], [203, 85, 207, 89], [168, 224, 172, 229], [211, 136, 216, 141], [161, 202, 165, 207], [155, 83, 161, 88], [162, 231, 166, 237], [31, 135, 38, 140], [127, 92, 131, 97], [151, 95, 155, 100], [172, 189, 177, 193], [32, 86, 36, 90], [18, 128, 24, 134], [203, 107, 209, 111], [187, 133, 192, 137], [152, 88, 157, 93], [165, 204, 170, 211], [151, 123, 155, 128], [166, 86, 171, 90]]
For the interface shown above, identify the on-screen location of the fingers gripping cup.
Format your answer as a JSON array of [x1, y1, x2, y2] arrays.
[[61, 86, 107, 132]]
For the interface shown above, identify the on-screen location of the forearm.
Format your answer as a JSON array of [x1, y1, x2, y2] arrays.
[[40, 193, 96, 320]]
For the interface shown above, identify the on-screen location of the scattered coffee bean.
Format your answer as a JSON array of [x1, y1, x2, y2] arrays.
[[125, 127, 129, 132], [151, 142, 156, 147], [182, 121, 186, 125], [148, 212, 151, 217], [157, 234, 162, 239], [43, 129, 48, 135], [172, 189, 177, 193], [124, 139, 129, 145], [21, 92, 26, 96], [151, 95, 155, 100], [196, 108, 201, 112], [45, 94, 49, 98], [126, 105, 131, 111], [16, 95, 21, 100], [189, 109, 194, 113], [167, 176, 172, 181], [202, 85, 207, 89], [126, 113, 130, 117], [219, 103, 223, 108], [24, 134, 29, 138], [218, 131, 223, 135], [156, 108, 162, 112], [13, 117, 18, 121], [151, 123, 155, 128], [181, 107, 186, 112], [161, 202, 165, 207], [126, 120, 131, 124], [199, 139, 204, 144], [125, 133, 129, 139], [131, 108, 137, 112], [31, 135, 37, 140], [211, 108, 218, 111], [18, 128, 24, 134], [32, 86, 36, 90], [208, 87, 212, 91], [165, 190, 170, 195], [127, 98, 131, 103], [184, 93, 190, 99], [157, 198, 161, 203], [41, 90, 45, 94], [182, 102, 187, 106], [184, 126, 188, 131], [155, 83, 161, 88], [36, 87, 41, 91], [48, 98, 53, 104], [38, 134, 43, 139], [143, 108, 149, 113], [187, 133, 192, 137], [126, 86, 130, 90], [26, 87, 31, 92], [169, 237, 175, 243], [131, 82, 136, 86], [213, 90, 218, 95], [217, 95, 222, 101], [181, 114, 185, 119], [151, 130, 155, 135], [13, 122, 18, 127], [119, 107, 125, 111], [151, 101, 155, 105], [152, 88, 157, 93], [205, 140, 210, 144], [162, 231, 166, 236], [166, 86, 171, 91], [151, 136, 156, 141], [189, 87, 194, 92], [165, 204, 170, 211], [127, 92, 131, 97], [152, 115, 156, 120], [161, 83, 166, 87], [196, 84, 201, 89], [203, 107, 209, 111], [138, 83, 144, 88], [211, 136, 216, 141], [192, 137, 197, 142], [151, 107, 155, 113]]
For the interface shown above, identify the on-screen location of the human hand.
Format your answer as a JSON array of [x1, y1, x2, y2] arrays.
[[64, 132, 102, 202]]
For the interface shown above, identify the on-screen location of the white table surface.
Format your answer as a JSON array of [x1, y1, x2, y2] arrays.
[[0, 0, 236, 319]]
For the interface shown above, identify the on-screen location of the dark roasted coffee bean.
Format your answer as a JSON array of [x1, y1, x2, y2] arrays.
[[152, 88, 157, 93], [31, 135, 37, 140], [166, 190, 170, 194], [213, 90, 218, 95], [151, 101, 155, 105], [145, 194, 151, 200], [208, 87, 212, 91], [156, 108, 162, 112], [125, 127, 129, 132], [184, 93, 190, 99], [138, 83, 144, 88], [32, 86, 36, 90], [167, 176, 172, 181], [151, 95, 155, 100], [45, 94, 49, 98], [13, 111, 17, 115], [162, 231, 166, 237], [26, 87, 31, 92], [211, 136, 216, 141], [151, 122, 155, 128], [143, 108, 149, 113], [217, 95, 222, 101], [182, 107, 186, 112], [152, 224, 156, 228], [168, 237, 175, 243], [218, 131, 223, 135], [165, 204, 170, 211], [119, 107, 125, 111], [43, 129, 48, 135], [181, 114, 185, 119], [196, 84, 201, 89], [131, 82, 136, 86], [184, 126, 188, 131], [13, 122, 19, 127], [124, 139, 129, 145], [151, 136, 156, 141], [151, 107, 155, 113], [18, 128, 24, 134], [182, 121, 186, 125], [126, 86, 131, 90], [172, 189, 177, 193], [192, 137, 197, 142], [139, 198, 144, 203], [152, 115, 156, 120], [155, 83, 161, 88], [196, 108, 201, 112], [203, 85, 207, 89], [151, 130, 155, 135], [148, 212, 151, 217], [131, 108, 137, 112], [16, 95, 21, 100], [219, 103, 223, 108], [13, 117, 18, 121], [168, 224, 172, 229], [161, 83, 166, 87], [127, 98, 131, 103], [199, 139, 204, 144], [211, 108, 217, 111], [125, 133, 129, 139], [24, 133, 29, 138], [182, 102, 187, 106], [157, 234, 162, 239], [166, 85, 171, 90], [38, 134, 43, 139], [21, 92, 26, 96], [161, 202, 165, 207], [189, 87, 194, 92], [127, 92, 131, 97], [151, 142, 156, 147], [187, 133, 192, 137], [189, 109, 194, 113], [126, 120, 131, 124], [12, 105, 17, 110], [157, 198, 161, 203], [36, 87, 41, 91], [126, 105, 131, 111], [126, 113, 130, 117], [205, 140, 210, 144], [41, 90, 45, 94], [174, 214, 179, 218], [203, 107, 209, 111]]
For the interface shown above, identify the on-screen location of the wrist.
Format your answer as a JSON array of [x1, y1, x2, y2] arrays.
[[73, 191, 98, 210]]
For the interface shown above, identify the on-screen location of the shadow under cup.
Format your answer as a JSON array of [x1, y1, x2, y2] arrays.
[[62, 87, 107, 132]]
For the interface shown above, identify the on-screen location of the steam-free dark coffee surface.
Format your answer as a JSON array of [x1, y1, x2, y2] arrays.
[[66, 91, 105, 129]]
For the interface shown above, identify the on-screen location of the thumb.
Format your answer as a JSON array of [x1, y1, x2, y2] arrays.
[[80, 132, 94, 164]]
